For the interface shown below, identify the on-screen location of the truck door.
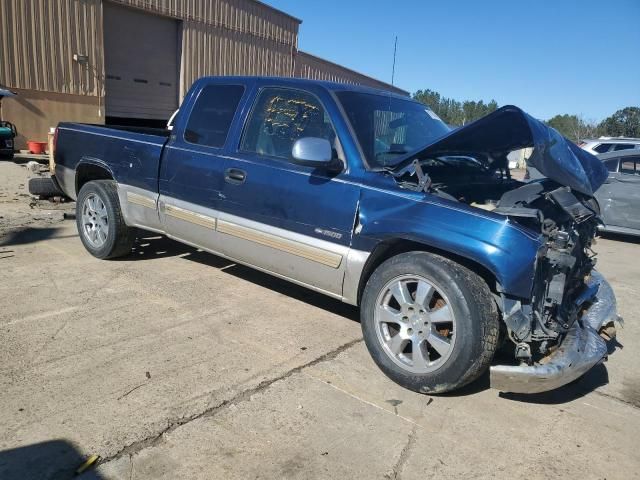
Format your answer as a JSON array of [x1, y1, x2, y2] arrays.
[[217, 87, 360, 296], [159, 84, 247, 253]]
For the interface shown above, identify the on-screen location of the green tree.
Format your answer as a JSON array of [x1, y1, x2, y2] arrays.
[[413, 89, 639, 141], [598, 107, 640, 137], [546, 114, 601, 142], [412, 89, 498, 126]]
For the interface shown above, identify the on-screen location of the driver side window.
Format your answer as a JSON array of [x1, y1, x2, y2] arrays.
[[241, 88, 336, 161]]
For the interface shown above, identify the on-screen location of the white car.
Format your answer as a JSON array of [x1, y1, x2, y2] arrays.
[[579, 137, 640, 155]]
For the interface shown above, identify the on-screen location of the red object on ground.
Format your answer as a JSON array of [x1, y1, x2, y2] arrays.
[[27, 141, 47, 154]]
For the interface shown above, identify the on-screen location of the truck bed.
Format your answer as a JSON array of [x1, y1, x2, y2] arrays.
[[54, 122, 169, 199]]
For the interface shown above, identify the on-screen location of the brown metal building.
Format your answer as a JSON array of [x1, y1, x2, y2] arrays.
[[0, 0, 407, 150]]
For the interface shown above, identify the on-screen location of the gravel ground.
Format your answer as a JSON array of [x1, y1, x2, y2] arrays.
[[0, 161, 638, 480]]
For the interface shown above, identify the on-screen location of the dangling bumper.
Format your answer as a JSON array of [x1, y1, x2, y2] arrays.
[[490, 271, 621, 394]]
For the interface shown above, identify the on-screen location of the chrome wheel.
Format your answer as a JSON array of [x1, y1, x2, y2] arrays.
[[375, 275, 456, 374], [81, 193, 109, 248]]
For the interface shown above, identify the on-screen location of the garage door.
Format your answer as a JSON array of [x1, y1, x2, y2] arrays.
[[104, 2, 180, 120]]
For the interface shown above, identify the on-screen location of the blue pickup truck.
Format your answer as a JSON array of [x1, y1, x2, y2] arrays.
[[52, 76, 620, 394]]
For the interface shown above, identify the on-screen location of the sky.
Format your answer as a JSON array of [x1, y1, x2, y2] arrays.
[[262, 0, 640, 121]]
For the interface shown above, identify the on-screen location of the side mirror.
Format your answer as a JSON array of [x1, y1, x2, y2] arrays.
[[291, 137, 341, 170]]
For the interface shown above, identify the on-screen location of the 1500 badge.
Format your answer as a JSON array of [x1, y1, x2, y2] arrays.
[[314, 227, 342, 239]]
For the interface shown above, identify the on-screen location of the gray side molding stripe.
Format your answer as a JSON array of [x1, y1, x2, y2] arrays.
[[126, 191, 156, 209], [217, 219, 343, 269], [117, 184, 370, 303], [164, 204, 217, 230]]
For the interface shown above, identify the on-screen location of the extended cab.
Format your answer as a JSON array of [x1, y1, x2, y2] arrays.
[[53, 77, 621, 394]]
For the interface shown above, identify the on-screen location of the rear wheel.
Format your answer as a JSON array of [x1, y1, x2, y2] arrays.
[[76, 180, 135, 259], [361, 251, 499, 394]]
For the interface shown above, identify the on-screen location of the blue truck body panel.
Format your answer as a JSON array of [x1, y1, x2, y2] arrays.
[[54, 76, 546, 300], [55, 123, 167, 195], [353, 183, 541, 298]]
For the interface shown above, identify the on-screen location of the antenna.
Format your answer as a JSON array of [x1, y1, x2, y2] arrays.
[[391, 36, 398, 86]]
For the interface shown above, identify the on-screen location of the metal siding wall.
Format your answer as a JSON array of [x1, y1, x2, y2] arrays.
[[107, 0, 299, 46], [1, 0, 298, 97], [1, 0, 405, 102], [180, 20, 293, 96], [0, 0, 103, 96], [295, 51, 409, 96]]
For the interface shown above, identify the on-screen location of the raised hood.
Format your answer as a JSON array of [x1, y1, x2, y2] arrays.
[[391, 105, 608, 196]]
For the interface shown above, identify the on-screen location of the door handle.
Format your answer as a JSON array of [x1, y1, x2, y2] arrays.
[[225, 168, 246, 185]]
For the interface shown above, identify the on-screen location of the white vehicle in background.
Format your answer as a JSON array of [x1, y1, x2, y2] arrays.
[[579, 137, 640, 155]]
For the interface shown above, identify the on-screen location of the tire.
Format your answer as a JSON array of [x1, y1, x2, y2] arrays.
[[76, 180, 135, 259], [360, 251, 499, 394], [28, 176, 62, 198]]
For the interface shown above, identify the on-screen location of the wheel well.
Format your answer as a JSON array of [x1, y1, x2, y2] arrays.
[[75, 163, 113, 195], [356, 239, 499, 305]]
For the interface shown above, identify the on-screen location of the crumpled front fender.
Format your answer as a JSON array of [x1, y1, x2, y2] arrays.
[[353, 189, 542, 299]]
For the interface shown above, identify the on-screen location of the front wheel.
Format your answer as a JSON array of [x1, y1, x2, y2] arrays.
[[76, 180, 135, 259], [360, 252, 499, 394]]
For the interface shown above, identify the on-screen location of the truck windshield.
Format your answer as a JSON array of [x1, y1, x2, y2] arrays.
[[336, 91, 450, 169]]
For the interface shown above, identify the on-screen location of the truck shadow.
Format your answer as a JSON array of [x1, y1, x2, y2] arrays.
[[126, 234, 194, 259], [0, 226, 77, 247], [127, 234, 360, 323], [0, 439, 105, 480]]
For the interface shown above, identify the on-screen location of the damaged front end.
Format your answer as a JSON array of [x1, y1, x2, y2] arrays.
[[388, 106, 621, 393], [490, 181, 621, 393], [491, 271, 618, 393]]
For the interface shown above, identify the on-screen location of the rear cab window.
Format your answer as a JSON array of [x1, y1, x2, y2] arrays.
[[184, 85, 245, 148]]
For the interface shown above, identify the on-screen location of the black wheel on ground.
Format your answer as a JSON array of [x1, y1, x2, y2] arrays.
[[28, 176, 62, 198], [360, 251, 499, 394], [0, 151, 14, 161], [76, 180, 135, 259]]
